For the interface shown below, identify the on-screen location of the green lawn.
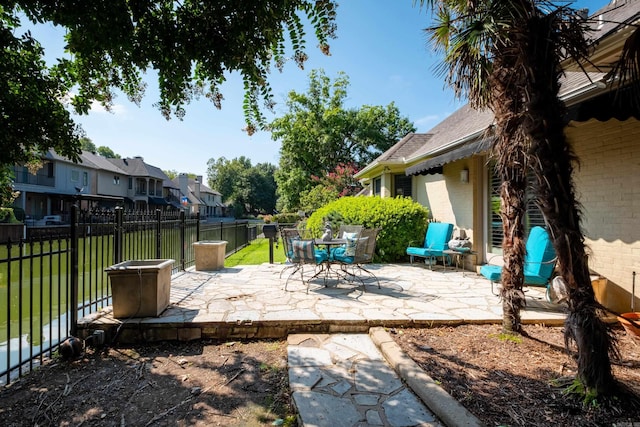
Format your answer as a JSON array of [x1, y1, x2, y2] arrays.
[[225, 237, 286, 267]]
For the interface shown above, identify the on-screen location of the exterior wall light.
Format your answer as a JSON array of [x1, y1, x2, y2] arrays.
[[460, 168, 469, 183]]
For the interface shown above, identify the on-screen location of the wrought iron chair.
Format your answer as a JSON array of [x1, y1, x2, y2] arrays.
[[280, 227, 328, 292], [332, 228, 381, 289]]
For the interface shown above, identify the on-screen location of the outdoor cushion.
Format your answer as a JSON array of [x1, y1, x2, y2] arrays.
[[292, 240, 327, 264], [342, 232, 359, 256], [333, 237, 369, 263], [479, 264, 501, 282], [286, 235, 300, 258], [480, 226, 556, 288], [406, 222, 454, 259]]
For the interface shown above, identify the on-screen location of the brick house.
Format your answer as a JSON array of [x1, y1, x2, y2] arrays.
[[355, 1, 640, 313]]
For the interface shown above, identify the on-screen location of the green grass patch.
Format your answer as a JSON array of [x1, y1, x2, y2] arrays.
[[225, 238, 286, 267], [489, 332, 523, 344]]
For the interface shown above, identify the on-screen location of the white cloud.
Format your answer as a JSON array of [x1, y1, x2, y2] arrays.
[[89, 100, 127, 115]]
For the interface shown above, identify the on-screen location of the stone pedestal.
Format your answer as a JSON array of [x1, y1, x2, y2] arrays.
[[105, 259, 174, 318], [193, 240, 228, 271]]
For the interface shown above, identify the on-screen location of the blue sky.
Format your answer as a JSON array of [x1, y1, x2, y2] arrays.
[[31, 0, 611, 180]]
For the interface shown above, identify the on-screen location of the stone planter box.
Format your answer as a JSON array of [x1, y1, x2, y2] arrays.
[[193, 240, 228, 271], [105, 259, 174, 318]]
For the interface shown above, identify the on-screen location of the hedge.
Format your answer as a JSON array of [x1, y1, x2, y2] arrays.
[[307, 196, 430, 262]]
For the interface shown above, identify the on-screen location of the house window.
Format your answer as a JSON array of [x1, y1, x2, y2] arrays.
[[128, 177, 133, 190], [82, 172, 88, 186], [373, 177, 381, 196], [46, 162, 54, 178], [114, 176, 120, 185], [71, 170, 79, 182], [394, 174, 412, 198], [488, 163, 546, 255]]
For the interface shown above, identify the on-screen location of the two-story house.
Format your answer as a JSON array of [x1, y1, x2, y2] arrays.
[[107, 156, 172, 210]]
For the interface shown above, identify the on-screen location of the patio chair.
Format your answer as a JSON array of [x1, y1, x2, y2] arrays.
[[333, 228, 381, 288], [328, 224, 363, 260], [337, 224, 364, 239], [406, 222, 454, 269], [479, 226, 557, 298], [280, 228, 328, 292]]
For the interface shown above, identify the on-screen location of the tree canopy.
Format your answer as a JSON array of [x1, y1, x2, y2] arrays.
[[271, 69, 416, 211], [206, 156, 277, 217], [1, 1, 337, 204]]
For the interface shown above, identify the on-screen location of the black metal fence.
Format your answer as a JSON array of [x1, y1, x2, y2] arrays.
[[0, 207, 257, 385]]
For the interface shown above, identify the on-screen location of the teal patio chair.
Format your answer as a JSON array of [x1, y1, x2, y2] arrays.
[[332, 228, 381, 289], [480, 226, 557, 298], [280, 228, 328, 292], [406, 222, 454, 269]]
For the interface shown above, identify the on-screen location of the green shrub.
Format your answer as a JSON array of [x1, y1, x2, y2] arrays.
[[11, 206, 25, 221], [0, 207, 19, 223], [307, 196, 430, 262], [273, 212, 302, 225]]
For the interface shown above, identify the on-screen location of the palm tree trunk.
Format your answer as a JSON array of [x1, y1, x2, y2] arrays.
[[487, 15, 533, 334], [522, 13, 617, 394], [489, 68, 528, 334]]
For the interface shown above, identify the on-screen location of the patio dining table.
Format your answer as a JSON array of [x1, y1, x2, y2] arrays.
[[312, 238, 363, 286]]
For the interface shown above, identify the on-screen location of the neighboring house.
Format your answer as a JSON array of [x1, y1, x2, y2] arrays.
[[12, 152, 198, 220], [108, 156, 172, 210], [12, 150, 126, 222], [79, 151, 129, 209], [355, 1, 640, 313], [174, 174, 225, 218]]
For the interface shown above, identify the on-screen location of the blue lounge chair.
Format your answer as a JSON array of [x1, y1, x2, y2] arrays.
[[480, 226, 557, 297], [406, 222, 454, 269]]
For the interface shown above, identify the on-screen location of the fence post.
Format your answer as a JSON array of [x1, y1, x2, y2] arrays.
[[220, 221, 223, 240], [196, 212, 200, 241], [114, 207, 123, 264], [180, 210, 186, 271], [156, 209, 162, 259], [70, 204, 79, 337]]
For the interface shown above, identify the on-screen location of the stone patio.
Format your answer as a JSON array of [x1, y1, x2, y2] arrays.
[[77, 263, 565, 343]]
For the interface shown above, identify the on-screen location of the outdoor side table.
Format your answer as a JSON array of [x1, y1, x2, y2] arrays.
[[443, 249, 476, 277]]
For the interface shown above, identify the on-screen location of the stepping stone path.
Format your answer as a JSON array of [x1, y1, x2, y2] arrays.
[[288, 333, 443, 427]]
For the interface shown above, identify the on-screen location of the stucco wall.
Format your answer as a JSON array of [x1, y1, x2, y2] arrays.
[[566, 118, 640, 313]]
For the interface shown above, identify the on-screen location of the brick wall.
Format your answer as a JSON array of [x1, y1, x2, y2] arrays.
[[567, 118, 640, 313]]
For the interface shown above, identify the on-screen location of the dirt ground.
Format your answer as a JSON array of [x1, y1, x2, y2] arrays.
[[0, 339, 294, 427], [1, 325, 639, 427], [392, 324, 640, 427]]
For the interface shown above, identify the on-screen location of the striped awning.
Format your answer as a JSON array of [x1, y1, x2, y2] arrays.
[[406, 138, 493, 176]]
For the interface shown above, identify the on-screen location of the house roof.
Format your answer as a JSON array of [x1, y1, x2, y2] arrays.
[[170, 177, 221, 196], [79, 151, 128, 174], [361, 1, 640, 180], [566, 0, 640, 72], [108, 157, 169, 181], [405, 105, 494, 163], [356, 133, 434, 176]]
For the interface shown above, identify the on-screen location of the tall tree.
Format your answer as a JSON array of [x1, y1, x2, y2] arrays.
[[271, 69, 415, 211], [1, 1, 337, 204], [0, 7, 82, 194], [80, 137, 97, 153], [206, 157, 277, 216], [97, 146, 120, 159], [421, 0, 637, 396]]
